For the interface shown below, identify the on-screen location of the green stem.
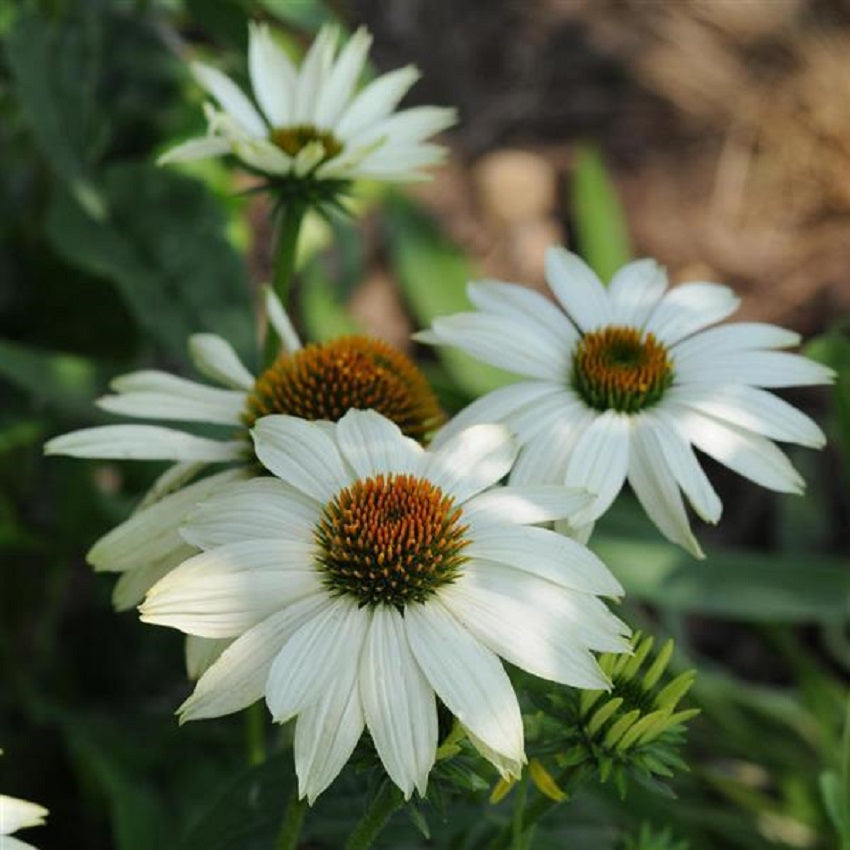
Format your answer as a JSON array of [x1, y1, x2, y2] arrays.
[[345, 782, 403, 850], [275, 791, 308, 850], [245, 701, 266, 767], [511, 773, 528, 849], [264, 200, 307, 367]]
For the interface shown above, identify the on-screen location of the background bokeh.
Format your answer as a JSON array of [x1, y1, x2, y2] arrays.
[[1, 1, 849, 848]]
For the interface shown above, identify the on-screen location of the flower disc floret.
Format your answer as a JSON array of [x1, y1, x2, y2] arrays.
[[573, 326, 673, 413], [243, 335, 443, 439], [315, 473, 469, 607]]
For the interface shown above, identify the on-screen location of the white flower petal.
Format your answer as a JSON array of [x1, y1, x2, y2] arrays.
[[564, 410, 631, 523], [349, 143, 446, 180], [314, 26, 373, 128], [180, 596, 333, 721], [544, 246, 612, 331], [430, 382, 561, 449], [1, 834, 40, 850], [464, 728, 524, 780], [666, 384, 825, 448], [294, 655, 364, 803], [405, 601, 524, 772], [465, 523, 623, 596], [423, 424, 516, 504], [233, 138, 293, 174], [140, 540, 323, 638], [335, 409, 423, 479], [185, 635, 232, 681], [335, 65, 420, 141], [627, 418, 703, 558], [188, 334, 255, 390], [294, 25, 339, 124], [639, 409, 722, 524], [252, 415, 351, 503], [427, 312, 567, 381], [671, 322, 801, 365], [293, 139, 328, 176], [359, 605, 437, 798], [157, 135, 231, 165], [190, 61, 266, 137], [671, 405, 804, 494], [0, 795, 48, 834], [182, 478, 319, 550], [644, 282, 740, 345], [505, 388, 586, 444], [111, 548, 195, 611], [674, 350, 835, 388], [440, 574, 615, 688], [608, 258, 668, 327], [264, 287, 302, 353], [97, 383, 245, 426], [88, 468, 246, 573], [248, 22, 297, 127], [44, 425, 245, 462], [137, 461, 207, 509], [266, 597, 368, 723], [467, 279, 578, 353], [347, 105, 456, 151], [462, 484, 593, 527]]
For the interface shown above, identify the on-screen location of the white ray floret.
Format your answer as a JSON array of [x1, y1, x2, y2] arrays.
[[419, 247, 834, 557], [159, 23, 456, 185], [140, 409, 627, 802], [1, 752, 48, 850]]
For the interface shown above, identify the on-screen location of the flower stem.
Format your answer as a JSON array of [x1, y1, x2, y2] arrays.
[[245, 701, 266, 767], [344, 782, 403, 850], [275, 790, 308, 850], [264, 200, 307, 367], [511, 774, 528, 849]]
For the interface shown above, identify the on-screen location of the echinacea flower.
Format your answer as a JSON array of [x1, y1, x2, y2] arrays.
[[45, 293, 443, 622], [139, 409, 629, 802], [1, 752, 47, 850], [159, 22, 456, 195], [418, 248, 834, 556]]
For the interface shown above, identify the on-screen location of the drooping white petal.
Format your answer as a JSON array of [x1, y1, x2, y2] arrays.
[[294, 653, 365, 803], [190, 61, 266, 137], [44, 424, 245, 462], [359, 605, 437, 798], [157, 135, 231, 165], [462, 485, 593, 527], [430, 381, 561, 449], [252, 415, 351, 503], [189, 334, 255, 390], [671, 322, 801, 366], [140, 540, 323, 638], [608, 258, 668, 327], [314, 26, 373, 128], [638, 409, 722, 524], [544, 246, 612, 331], [88, 468, 246, 573], [671, 405, 804, 493], [232, 138, 293, 174], [111, 548, 195, 611], [264, 287, 302, 353], [293, 139, 329, 176], [644, 282, 740, 345], [335, 409, 423, 479], [182, 478, 320, 550], [266, 597, 369, 723], [0, 794, 48, 834], [180, 595, 333, 721], [505, 388, 587, 444], [467, 279, 579, 354], [422, 424, 516, 504], [465, 524, 624, 596], [137, 460, 207, 510], [1, 834, 41, 850], [666, 384, 825, 448], [464, 727, 524, 780], [248, 22, 298, 127], [347, 105, 456, 150], [348, 143, 446, 180], [626, 417, 704, 558], [564, 410, 631, 523], [674, 350, 835, 388], [335, 65, 420, 141], [440, 576, 615, 689], [185, 635, 233, 681], [405, 601, 524, 772]]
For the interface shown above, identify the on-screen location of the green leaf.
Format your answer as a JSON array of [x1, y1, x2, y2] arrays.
[[595, 535, 850, 622], [46, 163, 256, 366], [384, 195, 515, 400], [571, 144, 631, 282]]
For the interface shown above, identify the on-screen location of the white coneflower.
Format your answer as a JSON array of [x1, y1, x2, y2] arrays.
[[140, 410, 628, 802], [418, 247, 834, 556], [159, 23, 456, 193], [1, 752, 48, 850], [45, 293, 443, 617]]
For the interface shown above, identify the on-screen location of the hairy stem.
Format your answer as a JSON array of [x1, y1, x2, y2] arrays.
[[345, 782, 403, 850]]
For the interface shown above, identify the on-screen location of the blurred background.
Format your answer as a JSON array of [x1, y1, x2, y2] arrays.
[[1, 1, 849, 848]]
